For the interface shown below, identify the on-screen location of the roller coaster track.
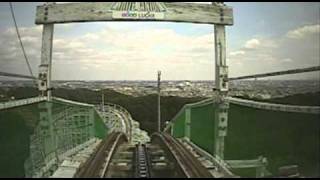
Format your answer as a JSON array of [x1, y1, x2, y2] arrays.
[[70, 132, 215, 178], [0, 2, 318, 178], [96, 103, 133, 141], [74, 132, 127, 178], [134, 144, 151, 178], [151, 132, 213, 178]]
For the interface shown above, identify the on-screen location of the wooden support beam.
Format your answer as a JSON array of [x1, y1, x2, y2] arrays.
[[226, 156, 269, 177], [226, 159, 267, 169], [214, 23, 229, 160], [214, 25, 228, 92], [39, 23, 54, 101], [35, 2, 233, 25]]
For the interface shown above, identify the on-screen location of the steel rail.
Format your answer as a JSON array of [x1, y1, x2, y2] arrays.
[[101, 132, 127, 177], [162, 133, 213, 178], [74, 132, 117, 177], [151, 132, 212, 178], [74, 132, 127, 178], [181, 138, 236, 177], [152, 132, 189, 177]]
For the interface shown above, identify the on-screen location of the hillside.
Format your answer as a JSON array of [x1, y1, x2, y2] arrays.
[[1, 87, 319, 133], [0, 87, 204, 133]]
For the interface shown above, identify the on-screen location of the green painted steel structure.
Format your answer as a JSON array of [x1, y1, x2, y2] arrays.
[[171, 99, 217, 155], [166, 98, 320, 177], [190, 103, 216, 155], [0, 99, 109, 177]]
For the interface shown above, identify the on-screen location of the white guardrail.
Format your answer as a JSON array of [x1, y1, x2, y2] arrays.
[[227, 97, 320, 114], [0, 96, 47, 110]]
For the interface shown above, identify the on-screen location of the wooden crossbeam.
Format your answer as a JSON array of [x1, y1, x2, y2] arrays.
[[35, 2, 233, 25], [226, 159, 266, 169]]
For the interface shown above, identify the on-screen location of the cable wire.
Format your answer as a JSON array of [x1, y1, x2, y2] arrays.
[[9, 2, 35, 78]]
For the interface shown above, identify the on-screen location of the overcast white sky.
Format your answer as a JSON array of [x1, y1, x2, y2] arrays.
[[0, 2, 319, 80]]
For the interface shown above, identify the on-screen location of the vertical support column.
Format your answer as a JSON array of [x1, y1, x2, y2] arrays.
[[185, 107, 191, 140], [128, 116, 132, 143], [170, 123, 174, 136], [129, 110, 133, 142], [38, 102, 50, 165], [48, 101, 60, 164], [101, 92, 105, 112], [39, 22, 54, 101], [157, 70, 161, 132], [66, 107, 73, 150], [39, 101, 59, 166], [256, 156, 268, 177], [89, 107, 95, 138], [71, 111, 77, 147], [50, 101, 60, 164], [214, 23, 229, 160]]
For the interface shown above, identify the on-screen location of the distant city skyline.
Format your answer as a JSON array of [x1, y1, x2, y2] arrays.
[[0, 2, 319, 80], [1, 79, 319, 100]]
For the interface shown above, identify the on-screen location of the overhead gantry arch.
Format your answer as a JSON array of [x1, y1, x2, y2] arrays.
[[36, 1, 233, 159], [35, 2, 233, 25]]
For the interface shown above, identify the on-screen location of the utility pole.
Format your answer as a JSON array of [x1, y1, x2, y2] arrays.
[[101, 91, 105, 112], [157, 71, 161, 132]]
